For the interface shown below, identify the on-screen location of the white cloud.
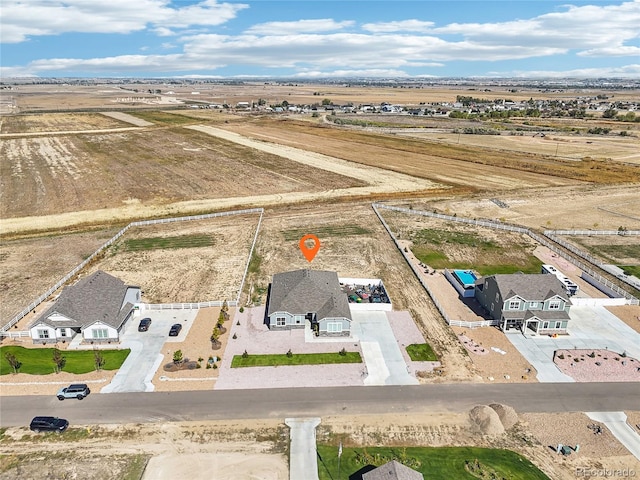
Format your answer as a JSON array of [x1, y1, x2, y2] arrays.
[[493, 64, 640, 79], [361, 20, 435, 33], [578, 46, 640, 57], [245, 19, 354, 35], [0, 0, 248, 43], [435, 1, 640, 56]]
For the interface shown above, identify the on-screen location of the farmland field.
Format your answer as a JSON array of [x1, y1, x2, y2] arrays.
[[0, 112, 132, 133]]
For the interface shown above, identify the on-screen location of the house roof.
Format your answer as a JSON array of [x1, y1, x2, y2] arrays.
[[267, 269, 351, 321], [30, 271, 138, 330], [479, 274, 570, 303], [362, 460, 424, 480]]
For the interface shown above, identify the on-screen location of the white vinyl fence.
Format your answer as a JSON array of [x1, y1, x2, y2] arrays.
[[1, 208, 264, 334]]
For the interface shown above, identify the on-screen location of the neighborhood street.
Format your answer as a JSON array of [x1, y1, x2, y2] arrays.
[[1, 382, 639, 428]]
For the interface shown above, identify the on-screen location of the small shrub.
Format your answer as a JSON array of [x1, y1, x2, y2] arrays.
[[232, 333, 237, 339], [198, 357, 204, 363], [239, 307, 244, 313], [286, 349, 293, 358], [242, 350, 249, 359], [339, 348, 347, 356], [213, 364, 218, 369], [556, 354, 564, 360], [196, 363, 202, 369], [206, 363, 211, 369]]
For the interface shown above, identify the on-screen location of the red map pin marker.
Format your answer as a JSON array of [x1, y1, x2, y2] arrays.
[[299, 234, 320, 262]]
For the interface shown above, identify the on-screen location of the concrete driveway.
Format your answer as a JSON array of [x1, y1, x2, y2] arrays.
[[507, 305, 640, 382], [350, 311, 418, 386], [101, 309, 198, 393]]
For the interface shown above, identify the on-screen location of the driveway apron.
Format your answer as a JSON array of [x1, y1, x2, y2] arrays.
[[351, 311, 418, 386]]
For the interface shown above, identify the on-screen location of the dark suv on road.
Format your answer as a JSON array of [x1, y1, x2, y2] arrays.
[[30, 416, 69, 433], [57, 383, 91, 400]]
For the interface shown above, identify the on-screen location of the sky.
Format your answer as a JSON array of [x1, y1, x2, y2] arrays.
[[1, 0, 639, 79]]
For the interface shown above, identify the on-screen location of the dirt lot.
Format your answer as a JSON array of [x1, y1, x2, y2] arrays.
[[2, 411, 638, 480]]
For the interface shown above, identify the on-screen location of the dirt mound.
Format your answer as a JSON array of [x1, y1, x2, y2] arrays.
[[469, 405, 505, 435], [489, 403, 519, 430]]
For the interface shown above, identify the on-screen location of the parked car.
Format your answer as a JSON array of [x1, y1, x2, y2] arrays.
[[169, 323, 182, 336], [138, 317, 152, 332], [57, 383, 91, 400], [29, 416, 69, 433]]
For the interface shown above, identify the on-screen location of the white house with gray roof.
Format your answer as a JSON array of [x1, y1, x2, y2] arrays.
[[266, 269, 352, 337], [474, 273, 571, 335], [29, 271, 140, 344]]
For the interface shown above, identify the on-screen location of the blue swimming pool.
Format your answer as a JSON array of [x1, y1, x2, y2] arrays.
[[453, 269, 477, 288]]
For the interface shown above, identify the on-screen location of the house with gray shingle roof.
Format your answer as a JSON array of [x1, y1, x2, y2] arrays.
[[475, 273, 571, 335], [29, 271, 140, 344], [266, 269, 352, 336], [362, 460, 424, 480]]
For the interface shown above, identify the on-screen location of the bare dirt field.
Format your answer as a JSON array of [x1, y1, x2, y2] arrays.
[[563, 234, 640, 266], [396, 184, 640, 231], [606, 305, 640, 334], [399, 130, 640, 164], [0, 112, 131, 134], [90, 213, 259, 304]]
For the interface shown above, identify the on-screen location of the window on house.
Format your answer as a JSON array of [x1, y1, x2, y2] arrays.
[[327, 322, 342, 333], [542, 321, 549, 329], [555, 321, 561, 329], [276, 317, 286, 326], [60, 329, 67, 337], [508, 300, 521, 310], [529, 302, 539, 309], [549, 301, 561, 310], [92, 329, 108, 339], [38, 329, 49, 339]]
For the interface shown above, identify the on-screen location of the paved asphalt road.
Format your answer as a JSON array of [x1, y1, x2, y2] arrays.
[[1, 383, 638, 428]]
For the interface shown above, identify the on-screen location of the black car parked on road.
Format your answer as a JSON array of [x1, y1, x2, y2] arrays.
[[30, 416, 69, 433]]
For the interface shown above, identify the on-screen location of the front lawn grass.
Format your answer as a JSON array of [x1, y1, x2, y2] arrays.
[[317, 445, 550, 480], [406, 343, 438, 361], [0, 346, 130, 375], [231, 351, 362, 368]]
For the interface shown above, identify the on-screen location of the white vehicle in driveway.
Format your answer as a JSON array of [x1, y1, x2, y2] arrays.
[[57, 383, 91, 400]]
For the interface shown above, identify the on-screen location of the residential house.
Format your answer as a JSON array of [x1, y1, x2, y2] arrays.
[[362, 460, 424, 480], [29, 271, 140, 344], [474, 273, 571, 334], [266, 269, 352, 336]]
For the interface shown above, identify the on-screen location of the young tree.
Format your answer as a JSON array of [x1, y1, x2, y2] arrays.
[[52, 348, 66, 373], [211, 328, 221, 349], [94, 350, 105, 371], [5, 352, 21, 374], [173, 350, 183, 364]]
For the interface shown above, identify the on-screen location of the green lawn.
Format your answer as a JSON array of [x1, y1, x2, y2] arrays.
[[0, 346, 130, 375], [405, 343, 438, 361], [620, 265, 640, 277], [231, 351, 362, 368], [317, 446, 550, 480], [123, 234, 214, 251]]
